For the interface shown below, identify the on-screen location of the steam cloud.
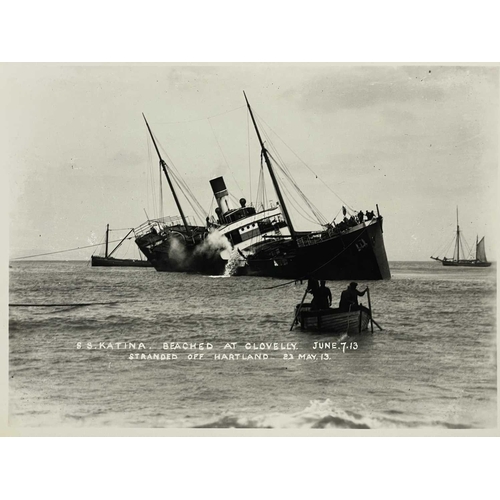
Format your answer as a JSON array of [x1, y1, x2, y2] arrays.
[[164, 229, 237, 272], [194, 230, 232, 258], [167, 236, 189, 269], [160, 228, 245, 275]]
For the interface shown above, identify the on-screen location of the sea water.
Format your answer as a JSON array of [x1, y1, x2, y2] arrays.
[[8, 261, 497, 429]]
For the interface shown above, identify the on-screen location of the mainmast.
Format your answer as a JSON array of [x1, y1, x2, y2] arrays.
[[105, 224, 109, 258], [142, 113, 191, 236], [243, 92, 296, 240], [455, 206, 460, 262]]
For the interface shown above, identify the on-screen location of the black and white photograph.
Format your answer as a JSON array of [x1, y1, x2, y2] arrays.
[[2, 62, 498, 435]]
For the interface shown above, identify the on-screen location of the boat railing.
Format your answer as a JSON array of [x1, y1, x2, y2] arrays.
[[296, 218, 376, 248], [134, 215, 196, 238]]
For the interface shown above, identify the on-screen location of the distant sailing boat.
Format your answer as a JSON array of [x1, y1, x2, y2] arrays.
[[91, 224, 152, 267], [430, 208, 491, 268]]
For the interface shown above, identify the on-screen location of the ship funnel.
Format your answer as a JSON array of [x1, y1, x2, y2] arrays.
[[210, 176, 231, 217]]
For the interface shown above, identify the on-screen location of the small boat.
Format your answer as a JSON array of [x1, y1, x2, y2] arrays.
[[91, 224, 152, 268], [291, 282, 378, 334], [91, 255, 152, 267], [293, 303, 371, 334], [430, 208, 491, 268]]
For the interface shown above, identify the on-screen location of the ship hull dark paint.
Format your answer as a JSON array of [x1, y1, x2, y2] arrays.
[[136, 218, 391, 280], [245, 219, 391, 280], [91, 256, 152, 267], [441, 260, 491, 268]]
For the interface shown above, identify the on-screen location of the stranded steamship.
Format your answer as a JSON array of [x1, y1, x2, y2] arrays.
[[135, 94, 391, 280]]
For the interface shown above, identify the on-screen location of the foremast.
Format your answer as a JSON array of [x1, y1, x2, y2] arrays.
[[243, 92, 297, 241], [142, 113, 191, 236], [454, 206, 460, 262]]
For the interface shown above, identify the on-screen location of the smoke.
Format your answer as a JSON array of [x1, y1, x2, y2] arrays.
[[194, 229, 231, 258], [167, 236, 189, 268], [87, 231, 98, 246], [164, 229, 244, 274], [195, 229, 246, 276]]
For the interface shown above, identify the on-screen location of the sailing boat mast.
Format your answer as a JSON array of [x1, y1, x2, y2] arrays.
[[243, 92, 296, 241], [455, 206, 460, 262], [105, 223, 109, 258], [142, 113, 191, 236]]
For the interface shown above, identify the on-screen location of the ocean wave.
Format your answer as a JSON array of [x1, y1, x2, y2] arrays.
[[194, 399, 473, 429]]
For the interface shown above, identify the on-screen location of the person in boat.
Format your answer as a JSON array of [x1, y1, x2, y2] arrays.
[[339, 282, 368, 312], [306, 277, 320, 309], [307, 277, 319, 292], [316, 280, 332, 309]]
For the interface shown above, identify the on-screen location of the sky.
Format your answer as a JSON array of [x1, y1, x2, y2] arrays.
[[3, 63, 498, 262]]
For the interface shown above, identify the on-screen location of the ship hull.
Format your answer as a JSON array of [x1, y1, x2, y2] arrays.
[[136, 218, 390, 280], [441, 260, 491, 268], [91, 256, 152, 267], [245, 218, 391, 280]]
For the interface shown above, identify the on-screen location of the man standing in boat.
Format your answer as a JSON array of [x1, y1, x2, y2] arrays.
[[316, 280, 332, 309], [306, 277, 320, 309], [339, 282, 368, 312]]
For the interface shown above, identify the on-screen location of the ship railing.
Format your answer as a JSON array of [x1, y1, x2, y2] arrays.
[[133, 215, 196, 238], [296, 218, 377, 248]]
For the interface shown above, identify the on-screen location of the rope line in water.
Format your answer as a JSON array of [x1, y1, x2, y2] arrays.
[[11, 238, 135, 260], [8, 301, 126, 307]]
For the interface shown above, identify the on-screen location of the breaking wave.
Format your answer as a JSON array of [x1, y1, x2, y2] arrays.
[[195, 399, 472, 429], [222, 249, 244, 277]]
